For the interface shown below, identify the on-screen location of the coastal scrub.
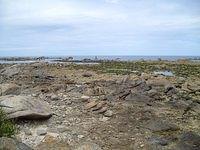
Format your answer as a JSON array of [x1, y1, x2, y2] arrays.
[[0, 108, 16, 137]]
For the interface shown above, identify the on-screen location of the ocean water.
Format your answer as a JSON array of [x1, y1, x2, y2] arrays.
[[0, 56, 199, 64], [66, 55, 200, 61]]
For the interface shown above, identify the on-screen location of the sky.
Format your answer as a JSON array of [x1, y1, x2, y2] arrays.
[[0, 0, 200, 56]]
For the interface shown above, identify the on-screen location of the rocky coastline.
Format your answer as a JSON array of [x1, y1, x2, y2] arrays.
[[0, 60, 199, 150]]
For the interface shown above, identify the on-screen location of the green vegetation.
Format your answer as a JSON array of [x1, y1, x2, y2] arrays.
[[0, 108, 16, 137], [65, 61, 200, 77]]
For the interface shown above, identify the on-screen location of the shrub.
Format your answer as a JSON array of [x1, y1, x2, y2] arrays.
[[0, 108, 16, 137]]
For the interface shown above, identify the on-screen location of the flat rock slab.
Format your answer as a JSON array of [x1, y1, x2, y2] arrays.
[[0, 64, 21, 77], [0, 137, 32, 150], [145, 118, 179, 132], [0, 95, 52, 119], [175, 132, 200, 150], [0, 83, 20, 95]]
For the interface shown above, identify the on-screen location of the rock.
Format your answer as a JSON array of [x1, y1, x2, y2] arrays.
[[175, 132, 200, 150], [104, 110, 113, 117], [0, 95, 52, 119], [36, 134, 71, 150], [164, 84, 177, 95], [57, 125, 69, 133], [120, 75, 131, 84], [85, 101, 98, 109], [146, 118, 179, 132], [0, 137, 32, 150], [51, 94, 59, 101], [187, 83, 200, 92], [147, 78, 170, 87], [24, 129, 32, 136], [99, 116, 110, 122], [96, 106, 108, 114], [81, 95, 90, 102], [0, 83, 20, 95], [148, 136, 169, 146], [168, 99, 191, 110], [0, 64, 21, 77], [177, 77, 186, 84], [92, 101, 107, 111], [147, 89, 158, 97], [82, 72, 93, 77], [75, 142, 102, 150], [37, 127, 47, 136]]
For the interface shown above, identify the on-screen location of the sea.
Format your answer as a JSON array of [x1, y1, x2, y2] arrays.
[[0, 56, 199, 64]]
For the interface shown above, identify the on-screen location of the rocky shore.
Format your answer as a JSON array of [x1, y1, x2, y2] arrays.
[[0, 60, 199, 150]]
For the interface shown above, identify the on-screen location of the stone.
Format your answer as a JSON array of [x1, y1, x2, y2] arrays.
[[51, 94, 59, 101], [85, 101, 98, 109], [0, 83, 20, 96], [37, 127, 47, 136], [81, 95, 90, 102], [0, 64, 21, 77], [36, 135, 71, 150], [0, 137, 32, 150], [104, 110, 113, 117], [24, 129, 32, 136], [82, 72, 93, 77], [187, 83, 200, 92], [0, 95, 52, 119], [147, 78, 170, 87], [146, 118, 179, 132], [164, 84, 177, 95], [75, 142, 102, 150], [57, 125, 69, 133], [96, 106, 108, 114], [175, 132, 200, 150], [99, 116, 110, 122], [92, 101, 107, 111], [148, 137, 169, 146]]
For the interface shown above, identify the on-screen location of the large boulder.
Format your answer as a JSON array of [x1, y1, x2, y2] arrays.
[[0, 64, 21, 77], [0, 137, 32, 150], [0, 95, 52, 119], [0, 83, 20, 96]]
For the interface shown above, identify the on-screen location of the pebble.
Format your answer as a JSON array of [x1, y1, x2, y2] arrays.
[[24, 129, 32, 136], [99, 117, 110, 122], [78, 135, 85, 139], [85, 101, 98, 109], [92, 101, 107, 111], [97, 106, 108, 114], [81, 95, 90, 102], [37, 128, 47, 136], [104, 110, 113, 117]]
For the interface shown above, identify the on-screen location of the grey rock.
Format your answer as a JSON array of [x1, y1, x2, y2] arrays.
[[37, 127, 47, 136], [24, 129, 32, 135], [0, 137, 32, 150], [104, 110, 113, 117], [146, 118, 179, 132], [75, 142, 102, 150], [176, 132, 200, 150], [0, 65, 21, 77], [0, 83, 20, 96], [164, 84, 177, 95], [149, 136, 169, 146], [0, 95, 52, 119]]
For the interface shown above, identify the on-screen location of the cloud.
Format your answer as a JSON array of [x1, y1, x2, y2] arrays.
[[105, 0, 120, 4], [0, 0, 200, 56]]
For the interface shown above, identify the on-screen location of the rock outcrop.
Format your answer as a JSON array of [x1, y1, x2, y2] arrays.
[[0, 95, 52, 119]]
